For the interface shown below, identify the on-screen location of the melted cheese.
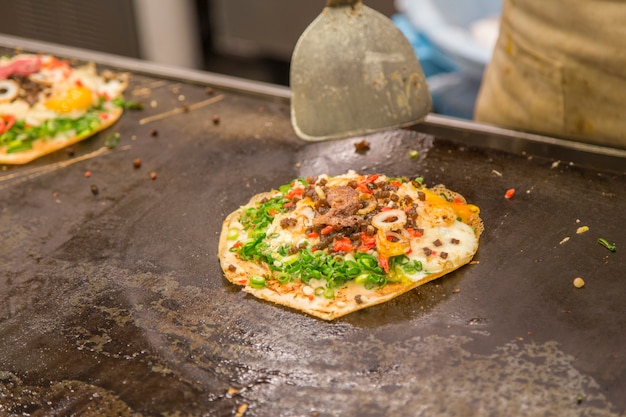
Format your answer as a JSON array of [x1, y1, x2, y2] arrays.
[[420, 188, 480, 223]]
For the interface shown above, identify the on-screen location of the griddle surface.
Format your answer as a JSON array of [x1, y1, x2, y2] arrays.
[[1, 49, 625, 417]]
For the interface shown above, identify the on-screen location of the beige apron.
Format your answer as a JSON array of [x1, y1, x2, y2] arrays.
[[474, 0, 626, 149]]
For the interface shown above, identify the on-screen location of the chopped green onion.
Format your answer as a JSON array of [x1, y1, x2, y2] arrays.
[[104, 132, 121, 149], [249, 275, 266, 289], [112, 97, 144, 110], [355, 274, 370, 285], [408, 150, 419, 159], [226, 228, 239, 240], [323, 287, 335, 299], [597, 238, 616, 252], [277, 272, 291, 284]]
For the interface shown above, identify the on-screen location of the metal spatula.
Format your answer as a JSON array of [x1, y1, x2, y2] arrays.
[[290, 0, 431, 141]]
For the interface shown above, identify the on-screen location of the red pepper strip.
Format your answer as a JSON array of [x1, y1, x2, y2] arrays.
[[283, 202, 294, 208], [378, 255, 390, 273], [406, 228, 423, 238], [268, 209, 277, 216], [285, 187, 304, 200], [333, 237, 354, 253], [233, 241, 243, 248], [505, 188, 515, 199], [45, 56, 67, 69], [356, 173, 380, 194], [390, 180, 402, 187], [0, 115, 15, 134], [307, 231, 319, 239], [321, 225, 334, 235], [357, 232, 376, 252]]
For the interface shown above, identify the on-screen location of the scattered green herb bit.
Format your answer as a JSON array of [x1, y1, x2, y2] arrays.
[[104, 132, 121, 149], [414, 176, 424, 185], [576, 395, 583, 405], [408, 150, 419, 159], [597, 237, 616, 252], [112, 97, 144, 110]]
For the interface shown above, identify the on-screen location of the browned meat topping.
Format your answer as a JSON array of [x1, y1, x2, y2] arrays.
[[313, 185, 361, 229], [11, 74, 46, 106], [280, 217, 297, 229]]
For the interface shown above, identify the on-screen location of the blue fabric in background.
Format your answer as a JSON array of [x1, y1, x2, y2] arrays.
[[392, 13, 484, 120]]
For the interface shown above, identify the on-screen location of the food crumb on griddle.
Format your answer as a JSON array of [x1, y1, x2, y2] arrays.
[[353, 139, 370, 153], [235, 403, 248, 417], [90, 184, 99, 196], [573, 277, 585, 288], [150, 171, 157, 180], [133, 158, 142, 169]]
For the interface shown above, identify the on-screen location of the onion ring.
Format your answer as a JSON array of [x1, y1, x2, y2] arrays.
[[371, 209, 407, 231], [0, 80, 19, 103], [357, 193, 377, 215], [376, 229, 410, 258]]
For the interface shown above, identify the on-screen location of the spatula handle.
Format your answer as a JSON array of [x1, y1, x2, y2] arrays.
[[327, 0, 361, 7]]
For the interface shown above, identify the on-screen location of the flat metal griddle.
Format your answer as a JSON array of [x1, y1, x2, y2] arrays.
[[1, 36, 625, 417]]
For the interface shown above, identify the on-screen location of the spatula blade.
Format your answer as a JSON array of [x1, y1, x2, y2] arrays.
[[290, 2, 431, 141]]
